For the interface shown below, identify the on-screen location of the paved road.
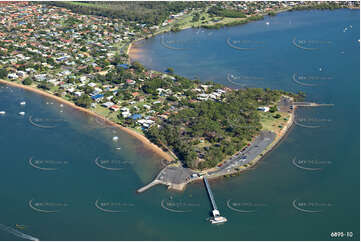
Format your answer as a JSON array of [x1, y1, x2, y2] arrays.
[[139, 130, 277, 192], [156, 130, 276, 184], [208, 131, 276, 177], [144, 96, 290, 189], [278, 96, 293, 112], [157, 166, 193, 185]]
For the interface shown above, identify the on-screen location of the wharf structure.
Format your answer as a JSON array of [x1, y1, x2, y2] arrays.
[[203, 176, 227, 224]]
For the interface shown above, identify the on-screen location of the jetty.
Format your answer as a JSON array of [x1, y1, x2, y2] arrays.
[[203, 176, 227, 224], [137, 179, 161, 193], [293, 102, 334, 107]]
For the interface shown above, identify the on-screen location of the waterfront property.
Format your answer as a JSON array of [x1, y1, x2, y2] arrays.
[[0, 2, 359, 241]]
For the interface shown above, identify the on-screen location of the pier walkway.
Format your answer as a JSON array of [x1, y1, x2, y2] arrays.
[[204, 176, 217, 211], [203, 176, 227, 224], [293, 102, 334, 107], [136, 180, 161, 193]]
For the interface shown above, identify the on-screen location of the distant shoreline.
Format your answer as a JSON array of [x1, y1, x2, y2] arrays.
[[128, 7, 358, 63], [0, 79, 174, 162]]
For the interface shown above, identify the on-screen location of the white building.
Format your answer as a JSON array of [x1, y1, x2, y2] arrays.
[[257, 106, 270, 112]]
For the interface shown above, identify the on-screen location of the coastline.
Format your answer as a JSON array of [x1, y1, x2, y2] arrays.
[[127, 6, 357, 62], [212, 109, 295, 176], [0, 79, 174, 162], [127, 7, 291, 60], [203, 110, 295, 183], [127, 24, 194, 63], [125, 9, 303, 188], [248, 109, 295, 168]]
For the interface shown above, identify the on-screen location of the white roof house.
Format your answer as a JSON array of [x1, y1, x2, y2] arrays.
[[88, 82, 97, 87], [7, 73, 18, 79], [137, 119, 155, 128], [121, 111, 131, 118], [79, 76, 87, 83], [197, 93, 209, 101], [143, 104, 151, 110], [94, 87, 102, 93], [74, 91, 83, 97], [67, 87, 75, 93], [257, 106, 270, 112], [102, 102, 114, 108]]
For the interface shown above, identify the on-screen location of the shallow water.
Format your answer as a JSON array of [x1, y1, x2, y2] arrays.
[[0, 9, 359, 241]]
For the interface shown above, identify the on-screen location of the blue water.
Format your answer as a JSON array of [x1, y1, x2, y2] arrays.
[[130, 9, 360, 240], [0, 9, 359, 240]]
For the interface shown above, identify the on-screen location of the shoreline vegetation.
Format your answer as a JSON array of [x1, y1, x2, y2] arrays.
[[0, 79, 174, 161], [219, 106, 295, 179], [1, 2, 352, 187], [126, 2, 359, 49]]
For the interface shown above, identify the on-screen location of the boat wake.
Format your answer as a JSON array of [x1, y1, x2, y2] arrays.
[[0, 223, 39, 241]]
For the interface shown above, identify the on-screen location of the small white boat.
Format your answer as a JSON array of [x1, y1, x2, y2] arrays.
[[19, 112, 25, 116], [210, 215, 228, 224], [60, 104, 64, 107], [319, 68, 322, 72], [20, 101, 26, 105], [112, 136, 119, 141], [0, 111, 5, 115], [266, 22, 270, 25]]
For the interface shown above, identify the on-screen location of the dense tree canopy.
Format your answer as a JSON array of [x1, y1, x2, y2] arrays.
[[48, 2, 207, 25], [146, 88, 286, 169]]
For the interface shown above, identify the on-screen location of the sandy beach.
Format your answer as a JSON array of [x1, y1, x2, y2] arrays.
[[0, 79, 174, 161]]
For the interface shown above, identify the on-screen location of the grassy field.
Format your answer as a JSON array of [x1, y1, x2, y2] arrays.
[[260, 111, 291, 134]]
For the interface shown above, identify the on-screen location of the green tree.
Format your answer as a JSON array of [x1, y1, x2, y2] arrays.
[[269, 105, 278, 113], [166, 67, 174, 74], [274, 113, 281, 119], [23, 78, 33, 85], [192, 12, 200, 22], [38, 81, 53, 90], [0, 68, 8, 79], [75, 95, 92, 108], [131, 61, 145, 72]]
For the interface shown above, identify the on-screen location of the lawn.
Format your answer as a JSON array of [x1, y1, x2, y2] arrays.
[[260, 111, 291, 134]]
